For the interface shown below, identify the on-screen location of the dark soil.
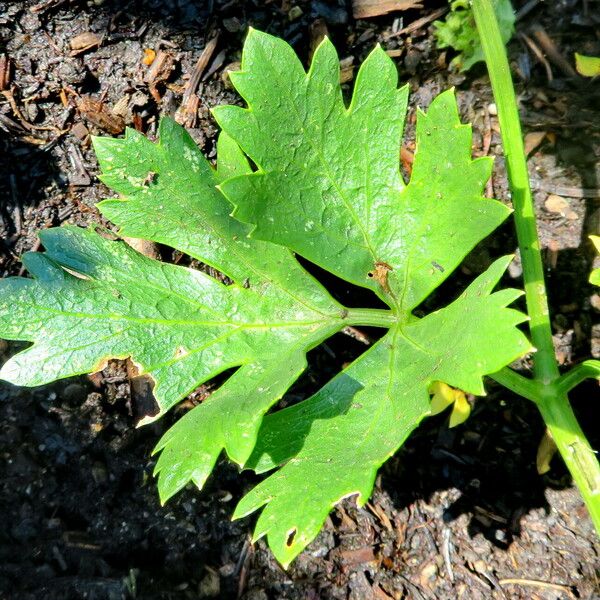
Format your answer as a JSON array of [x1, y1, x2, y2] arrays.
[[1, 1, 600, 599]]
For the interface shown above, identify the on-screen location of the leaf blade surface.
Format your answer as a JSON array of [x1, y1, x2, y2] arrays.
[[214, 31, 510, 311], [239, 257, 530, 565]]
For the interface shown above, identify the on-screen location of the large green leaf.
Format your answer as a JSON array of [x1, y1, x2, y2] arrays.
[[210, 30, 529, 564], [0, 30, 532, 567]]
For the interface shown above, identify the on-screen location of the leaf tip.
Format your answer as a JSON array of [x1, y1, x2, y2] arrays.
[[137, 410, 162, 428], [90, 134, 103, 150], [0, 360, 18, 385], [157, 487, 172, 507]]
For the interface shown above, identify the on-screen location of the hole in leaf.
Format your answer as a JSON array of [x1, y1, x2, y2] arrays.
[[412, 225, 517, 317], [286, 528, 297, 547], [167, 248, 234, 286], [273, 328, 384, 413], [295, 254, 388, 309]]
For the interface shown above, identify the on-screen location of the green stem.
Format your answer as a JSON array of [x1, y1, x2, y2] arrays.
[[473, 0, 600, 535], [555, 360, 600, 395], [489, 367, 541, 403], [536, 388, 600, 530], [472, 0, 558, 384]]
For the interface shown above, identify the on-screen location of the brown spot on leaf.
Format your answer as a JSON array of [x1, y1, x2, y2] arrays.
[[368, 261, 393, 292], [174, 346, 188, 358]]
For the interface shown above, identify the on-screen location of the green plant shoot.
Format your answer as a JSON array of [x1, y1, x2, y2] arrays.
[[0, 21, 597, 568], [434, 0, 515, 71]]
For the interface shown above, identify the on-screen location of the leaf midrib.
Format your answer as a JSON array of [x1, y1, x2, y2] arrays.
[[16, 299, 334, 329]]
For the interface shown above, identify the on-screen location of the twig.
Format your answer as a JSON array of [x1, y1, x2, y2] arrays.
[[176, 34, 219, 127], [396, 574, 430, 600], [67, 144, 91, 186], [515, 0, 540, 21], [30, 0, 67, 13], [529, 24, 578, 79], [384, 7, 448, 40], [441, 527, 454, 583], [478, 570, 509, 600], [352, 0, 423, 20], [498, 578, 576, 599], [456, 565, 492, 593], [0, 112, 28, 134], [518, 32, 553, 82], [342, 326, 372, 345], [533, 181, 600, 199], [43, 30, 63, 55], [8, 174, 22, 245], [482, 107, 494, 197], [202, 49, 227, 82], [2, 89, 63, 133], [184, 35, 219, 104], [235, 538, 253, 598], [481, 106, 492, 157]]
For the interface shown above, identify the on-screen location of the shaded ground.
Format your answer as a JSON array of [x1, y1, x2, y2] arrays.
[[1, 0, 599, 598]]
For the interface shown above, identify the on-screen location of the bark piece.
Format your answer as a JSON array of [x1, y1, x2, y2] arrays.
[[352, 0, 422, 19], [176, 35, 218, 127], [77, 96, 125, 134], [0, 54, 12, 91], [69, 32, 101, 56]]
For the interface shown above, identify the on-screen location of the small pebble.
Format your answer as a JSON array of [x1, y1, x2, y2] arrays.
[[488, 102, 497, 115], [198, 567, 220, 597], [62, 382, 87, 404], [223, 17, 241, 32], [544, 194, 569, 215], [288, 6, 303, 20], [508, 253, 523, 278]]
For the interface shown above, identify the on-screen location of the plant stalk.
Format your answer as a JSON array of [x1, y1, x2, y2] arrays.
[[556, 360, 600, 395], [472, 0, 557, 384], [489, 367, 541, 403], [537, 387, 600, 530], [472, 0, 600, 534]]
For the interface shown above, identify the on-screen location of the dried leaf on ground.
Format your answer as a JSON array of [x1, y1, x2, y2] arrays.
[[352, 0, 423, 19]]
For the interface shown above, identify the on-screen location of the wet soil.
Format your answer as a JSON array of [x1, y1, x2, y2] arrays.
[[1, 1, 600, 598]]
